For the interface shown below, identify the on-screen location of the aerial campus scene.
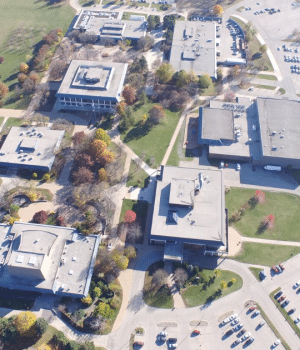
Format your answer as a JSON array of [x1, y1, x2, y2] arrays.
[[1, 0, 300, 349]]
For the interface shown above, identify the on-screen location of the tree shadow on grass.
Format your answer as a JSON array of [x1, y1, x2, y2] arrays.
[[3, 72, 18, 83], [123, 120, 153, 143]]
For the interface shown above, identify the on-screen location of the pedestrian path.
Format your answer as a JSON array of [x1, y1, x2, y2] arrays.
[[241, 236, 300, 247], [165, 262, 186, 309]]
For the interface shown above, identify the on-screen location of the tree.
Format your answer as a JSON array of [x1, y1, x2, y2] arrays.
[[100, 150, 115, 165], [72, 167, 94, 185], [15, 311, 37, 336], [93, 302, 113, 318], [36, 318, 48, 337], [84, 316, 106, 332], [230, 278, 236, 284], [92, 286, 101, 299], [216, 68, 223, 82], [137, 36, 155, 51], [213, 4, 223, 15], [38, 345, 51, 350], [66, 341, 80, 350], [81, 294, 93, 306], [122, 85, 136, 105], [116, 101, 127, 117], [126, 222, 142, 243], [140, 91, 148, 105], [23, 77, 36, 94], [215, 269, 221, 277], [32, 210, 48, 224], [89, 139, 107, 160], [229, 65, 240, 79], [72, 131, 86, 146], [124, 245, 136, 259], [173, 268, 188, 287], [75, 152, 95, 169], [98, 168, 107, 182], [254, 190, 265, 203], [220, 280, 227, 291], [49, 59, 67, 80], [199, 74, 212, 89], [94, 128, 111, 146], [94, 249, 120, 277], [152, 269, 168, 287], [124, 210, 136, 223], [224, 91, 236, 102], [175, 70, 190, 87], [51, 331, 68, 350], [115, 255, 129, 270], [259, 44, 267, 55], [79, 342, 96, 350], [149, 105, 166, 124], [29, 72, 39, 84], [163, 14, 176, 30], [0, 82, 9, 99], [56, 216, 65, 226], [147, 15, 160, 31], [188, 70, 198, 84], [156, 62, 174, 83], [18, 73, 27, 83], [19, 62, 29, 73], [130, 56, 148, 73]]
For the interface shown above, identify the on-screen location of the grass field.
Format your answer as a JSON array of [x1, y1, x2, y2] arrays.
[[232, 242, 300, 267], [166, 121, 194, 166], [0, 0, 75, 109], [279, 87, 286, 94], [182, 270, 243, 307], [254, 84, 276, 90], [231, 16, 273, 71], [126, 160, 149, 188], [1, 117, 25, 135], [120, 102, 181, 167], [257, 74, 278, 80], [249, 267, 263, 282], [226, 188, 300, 241]]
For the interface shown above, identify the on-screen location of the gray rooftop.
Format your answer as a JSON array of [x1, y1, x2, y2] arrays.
[[201, 107, 235, 141], [56, 60, 128, 101], [169, 21, 217, 78], [257, 98, 300, 160], [73, 10, 146, 40], [0, 126, 64, 171], [151, 166, 226, 247], [0, 223, 100, 297]]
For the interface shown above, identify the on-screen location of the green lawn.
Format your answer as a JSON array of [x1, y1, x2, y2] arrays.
[[270, 288, 300, 340], [182, 270, 243, 307], [231, 16, 273, 71], [127, 1, 150, 7], [0, 0, 75, 109], [226, 188, 300, 241], [232, 242, 300, 267], [0, 117, 4, 128], [254, 84, 276, 90], [1, 117, 25, 135], [79, 0, 100, 6], [279, 87, 286, 95], [200, 83, 217, 96], [143, 261, 174, 309], [126, 160, 149, 188], [150, 3, 171, 10], [120, 102, 181, 167], [122, 11, 148, 20], [166, 121, 195, 166], [257, 74, 278, 81], [249, 267, 263, 282]]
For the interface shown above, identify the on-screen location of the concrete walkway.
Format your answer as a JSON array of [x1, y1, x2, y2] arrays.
[[165, 262, 186, 309], [241, 236, 300, 246]]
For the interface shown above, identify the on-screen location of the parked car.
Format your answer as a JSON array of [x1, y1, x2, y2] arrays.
[[231, 318, 240, 326], [253, 310, 260, 317], [260, 270, 267, 280], [272, 266, 279, 273], [158, 332, 167, 342], [293, 281, 300, 289], [193, 330, 200, 335], [275, 291, 283, 299], [282, 300, 290, 308], [133, 341, 144, 346], [279, 263, 285, 270], [241, 332, 251, 341], [237, 329, 246, 337], [246, 337, 255, 344], [294, 317, 300, 324], [259, 320, 265, 327], [272, 339, 281, 348], [229, 314, 238, 321], [278, 295, 286, 302], [249, 306, 257, 311], [221, 317, 230, 325], [225, 329, 234, 336], [234, 323, 243, 332], [236, 163, 241, 171], [276, 265, 283, 273], [167, 338, 177, 349], [234, 338, 241, 345], [288, 308, 296, 315]]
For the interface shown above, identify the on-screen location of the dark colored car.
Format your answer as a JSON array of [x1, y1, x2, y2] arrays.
[[282, 300, 290, 308], [275, 291, 283, 299], [288, 308, 296, 315], [225, 329, 234, 336]]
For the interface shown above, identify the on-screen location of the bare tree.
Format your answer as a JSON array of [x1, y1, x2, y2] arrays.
[[137, 36, 155, 52], [152, 269, 168, 288], [49, 60, 67, 80], [173, 268, 188, 287], [126, 222, 142, 243], [84, 316, 107, 331]]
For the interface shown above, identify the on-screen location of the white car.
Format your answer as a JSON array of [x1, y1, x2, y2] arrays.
[[229, 313, 238, 321], [231, 318, 240, 326], [294, 317, 300, 324], [236, 163, 241, 171], [272, 339, 281, 348], [241, 332, 251, 341], [221, 317, 230, 325], [107, 242, 112, 251]]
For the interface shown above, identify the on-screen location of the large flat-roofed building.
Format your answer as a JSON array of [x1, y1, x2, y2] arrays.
[[256, 98, 300, 168], [73, 10, 147, 41], [56, 60, 128, 112], [169, 21, 217, 79], [0, 223, 100, 298], [0, 126, 64, 172], [150, 166, 227, 261]]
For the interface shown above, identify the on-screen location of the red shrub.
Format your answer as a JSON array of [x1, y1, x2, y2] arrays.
[[124, 210, 136, 223], [32, 210, 48, 224], [72, 131, 86, 146], [56, 216, 66, 226], [72, 166, 94, 185]]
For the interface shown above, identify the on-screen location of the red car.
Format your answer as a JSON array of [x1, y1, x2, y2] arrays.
[[193, 330, 201, 335], [278, 296, 286, 302], [272, 266, 279, 273], [133, 342, 144, 346], [279, 263, 285, 270], [249, 306, 257, 311]]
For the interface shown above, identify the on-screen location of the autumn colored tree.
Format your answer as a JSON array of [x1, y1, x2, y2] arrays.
[[264, 214, 275, 229], [224, 91, 236, 102], [15, 311, 37, 336], [199, 74, 212, 89], [18, 73, 27, 83], [98, 168, 107, 182], [38, 345, 51, 350], [175, 70, 190, 87], [72, 131, 86, 146], [114, 255, 129, 270], [49, 60, 67, 80], [56, 216, 66, 226], [0, 82, 9, 99], [124, 245, 137, 259], [29, 72, 39, 84], [220, 280, 227, 292], [122, 85, 136, 105], [116, 101, 127, 117], [81, 294, 93, 306], [155, 62, 175, 83], [75, 152, 94, 169], [72, 166, 94, 185], [259, 44, 268, 55], [19, 62, 29, 73], [124, 210, 136, 223], [254, 190, 265, 203], [89, 139, 107, 160], [215, 269, 221, 278], [94, 128, 111, 146], [149, 105, 166, 124], [32, 210, 48, 224], [100, 149, 115, 165], [213, 4, 223, 15]]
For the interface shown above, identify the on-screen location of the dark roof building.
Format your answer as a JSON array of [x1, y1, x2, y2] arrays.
[[150, 166, 228, 261]]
